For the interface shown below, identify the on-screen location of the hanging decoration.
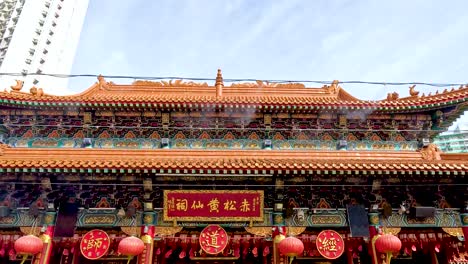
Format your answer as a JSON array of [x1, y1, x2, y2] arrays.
[[278, 236, 304, 264], [199, 224, 229, 255], [375, 234, 402, 263], [118, 236, 145, 264], [14, 235, 43, 264], [80, 229, 110, 260], [316, 230, 345, 260]]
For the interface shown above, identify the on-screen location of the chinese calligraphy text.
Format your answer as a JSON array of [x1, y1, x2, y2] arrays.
[[80, 229, 110, 260], [164, 190, 264, 222], [199, 225, 229, 255], [316, 230, 345, 260]]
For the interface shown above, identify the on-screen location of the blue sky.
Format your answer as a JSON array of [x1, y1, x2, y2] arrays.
[[70, 0, 468, 127]]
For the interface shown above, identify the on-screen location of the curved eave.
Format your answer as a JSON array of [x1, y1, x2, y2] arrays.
[[0, 95, 466, 113], [0, 148, 467, 174]]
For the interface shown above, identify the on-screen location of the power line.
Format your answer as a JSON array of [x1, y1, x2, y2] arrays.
[[1, 182, 467, 188], [1, 72, 467, 87]]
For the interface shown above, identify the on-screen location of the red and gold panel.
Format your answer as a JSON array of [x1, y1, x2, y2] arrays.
[[80, 229, 110, 260], [163, 190, 264, 221], [199, 225, 229, 255], [316, 230, 345, 260]]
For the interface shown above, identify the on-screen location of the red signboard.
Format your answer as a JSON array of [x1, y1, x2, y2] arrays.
[[163, 190, 264, 221], [199, 225, 229, 255], [80, 229, 111, 260], [316, 230, 345, 260]]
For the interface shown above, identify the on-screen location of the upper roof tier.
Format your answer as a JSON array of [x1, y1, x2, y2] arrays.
[[1, 70, 467, 114]]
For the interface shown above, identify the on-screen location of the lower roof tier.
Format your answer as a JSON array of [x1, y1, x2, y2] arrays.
[[0, 143, 466, 174]]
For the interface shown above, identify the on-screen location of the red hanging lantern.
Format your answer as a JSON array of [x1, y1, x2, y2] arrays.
[[278, 236, 304, 264], [14, 235, 43, 264], [118, 236, 145, 264], [375, 234, 402, 263]]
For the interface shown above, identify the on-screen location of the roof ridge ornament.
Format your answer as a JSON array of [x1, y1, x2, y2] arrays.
[[97, 74, 108, 89], [30, 86, 44, 97], [419, 143, 442, 161], [215, 69, 223, 98], [10, 80, 23, 92], [409, 85, 419, 97]]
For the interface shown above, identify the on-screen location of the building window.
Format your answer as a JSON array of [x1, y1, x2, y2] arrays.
[[49, 30, 54, 36], [57, 4, 62, 10], [40, 58, 45, 64], [35, 29, 42, 35], [36, 69, 42, 74], [29, 48, 35, 55], [33, 79, 39, 85], [43, 49, 48, 54], [32, 38, 38, 45], [55, 12, 59, 18], [45, 1, 50, 8], [38, 19, 45, 26], [21, 69, 28, 76], [42, 11, 48, 18], [25, 59, 32, 64], [46, 39, 51, 45]]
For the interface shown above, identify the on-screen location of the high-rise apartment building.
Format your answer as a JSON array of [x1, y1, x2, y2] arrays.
[[0, 0, 88, 94]]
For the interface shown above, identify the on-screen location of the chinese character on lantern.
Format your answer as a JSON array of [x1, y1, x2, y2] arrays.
[[199, 225, 228, 255], [80, 230, 110, 260], [316, 230, 345, 260]]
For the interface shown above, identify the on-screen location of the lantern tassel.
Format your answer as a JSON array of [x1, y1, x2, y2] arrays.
[[386, 252, 392, 264], [288, 256, 294, 264], [19, 255, 27, 264]]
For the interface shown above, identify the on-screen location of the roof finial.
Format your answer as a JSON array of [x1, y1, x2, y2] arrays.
[[10, 80, 23, 92], [215, 69, 223, 98]]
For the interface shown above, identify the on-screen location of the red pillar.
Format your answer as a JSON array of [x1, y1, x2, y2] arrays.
[[368, 212, 380, 264], [138, 212, 156, 264], [33, 212, 56, 264], [461, 213, 468, 251]]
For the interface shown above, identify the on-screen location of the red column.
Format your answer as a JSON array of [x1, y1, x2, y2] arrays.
[[461, 213, 468, 251], [138, 212, 156, 264], [368, 212, 380, 264], [33, 212, 56, 264]]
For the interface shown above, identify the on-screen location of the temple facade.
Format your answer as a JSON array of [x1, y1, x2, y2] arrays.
[[0, 70, 467, 264]]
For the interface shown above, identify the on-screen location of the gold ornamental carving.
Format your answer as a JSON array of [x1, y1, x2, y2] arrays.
[[244, 227, 271, 237], [154, 226, 182, 236], [311, 215, 342, 225], [83, 215, 115, 225], [381, 227, 401, 235], [287, 227, 306, 236], [442, 227, 464, 237], [121, 227, 140, 236], [20, 227, 41, 236]]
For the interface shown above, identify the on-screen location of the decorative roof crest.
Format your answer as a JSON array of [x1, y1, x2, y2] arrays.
[[10, 80, 24, 92], [230, 80, 305, 88], [419, 143, 442, 161], [409, 85, 419, 97], [132, 79, 209, 87], [30, 86, 44, 97]]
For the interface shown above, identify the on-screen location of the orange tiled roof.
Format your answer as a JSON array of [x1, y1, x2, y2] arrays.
[[0, 146, 467, 174], [0, 71, 467, 112]]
